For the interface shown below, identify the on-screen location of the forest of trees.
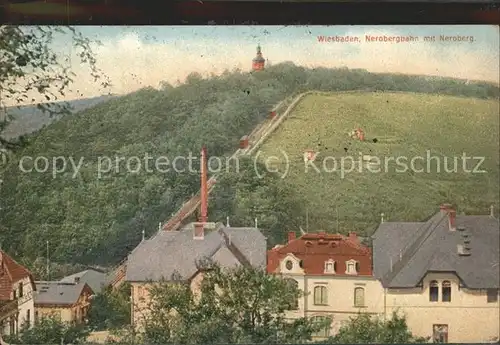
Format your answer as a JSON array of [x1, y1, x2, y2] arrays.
[[1, 61, 498, 276]]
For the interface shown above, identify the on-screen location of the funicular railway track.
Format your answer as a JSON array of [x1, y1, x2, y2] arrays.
[[108, 93, 307, 288]]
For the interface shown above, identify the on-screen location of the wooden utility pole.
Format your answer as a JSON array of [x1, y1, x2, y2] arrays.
[[46, 240, 50, 280]]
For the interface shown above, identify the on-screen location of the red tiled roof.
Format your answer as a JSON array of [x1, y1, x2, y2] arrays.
[[0, 250, 33, 300], [267, 232, 373, 276]]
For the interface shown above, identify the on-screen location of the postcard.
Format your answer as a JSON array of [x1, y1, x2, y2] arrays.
[[0, 25, 498, 344]]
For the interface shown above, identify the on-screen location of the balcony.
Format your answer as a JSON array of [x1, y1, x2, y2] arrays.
[[0, 299, 18, 323]]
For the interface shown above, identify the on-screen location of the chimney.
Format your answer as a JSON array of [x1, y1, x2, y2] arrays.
[[380, 213, 385, 223], [288, 232, 296, 243], [200, 147, 208, 224], [349, 232, 358, 241], [490, 205, 495, 218], [448, 209, 456, 231], [194, 223, 204, 239], [226, 216, 230, 227]]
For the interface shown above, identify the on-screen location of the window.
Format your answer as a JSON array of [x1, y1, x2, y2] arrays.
[[487, 289, 498, 303], [441, 281, 451, 302], [13, 290, 17, 299], [19, 283, 23, 298], [285, 260, 293, 270], [354, 287, 365, 307], [9, 317, 15, 335], [433, 324, 448, 343], [346, 260, 358, 274], [314, 285, 328, 305], [35, 311, 39, 323], [285, 279, 299, 310], [355, 262, 360, 272], [26, 309, 30, 327], [324, 260, 336, 273], [311, 316, 330, 338], [429, 280, 439, 302]]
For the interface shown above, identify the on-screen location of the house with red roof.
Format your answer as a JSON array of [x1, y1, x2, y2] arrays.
[[267, 231, 385, 339], [0, 250, 36, 336]]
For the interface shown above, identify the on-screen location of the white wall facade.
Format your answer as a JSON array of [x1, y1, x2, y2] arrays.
[[278, 253, 386, 339], [15, 276, 35, 331], [385, 272, 500, 343], [0, 276, 35, 336], [277, 254, 500, 343]]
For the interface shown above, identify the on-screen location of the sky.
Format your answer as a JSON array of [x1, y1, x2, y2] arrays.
[[6, 25, 500, 105]]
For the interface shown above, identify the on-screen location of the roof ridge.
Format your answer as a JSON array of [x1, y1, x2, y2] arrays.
[[217, 228, 252, 265], [1, 251, 21, 282], [382, 213, 445, 285], [344, 238, 370, 253], [207, 240, 224, 259], [371, 221, 425, 239]]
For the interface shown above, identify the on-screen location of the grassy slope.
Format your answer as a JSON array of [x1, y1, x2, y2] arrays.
[[258, 92, 500, 235]]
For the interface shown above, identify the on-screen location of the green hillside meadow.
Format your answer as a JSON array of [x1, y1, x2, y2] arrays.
[[258, 92, 500, 234]]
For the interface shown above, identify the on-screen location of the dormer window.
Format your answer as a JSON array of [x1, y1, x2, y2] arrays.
[[285, 260, 293, 270], [345, 260, 358, 275], [324, 260, 336, 274]]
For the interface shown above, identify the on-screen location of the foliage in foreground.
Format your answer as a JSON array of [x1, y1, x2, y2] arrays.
[[87, 282, 131, 330], [321, 312, 429, 344], [105, 265, 428, 344], [109, 264, 330, 344], [4, 316, 90, 344]]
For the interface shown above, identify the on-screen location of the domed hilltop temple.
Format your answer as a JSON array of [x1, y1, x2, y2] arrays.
[[252, 44, 265, 71]]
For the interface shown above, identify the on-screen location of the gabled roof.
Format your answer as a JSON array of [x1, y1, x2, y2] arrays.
[[0, 250, 34, 301], [372, 209, 500, 289], [267, 232, 373, 276], [34, 281, 93, 306], [59, 269, 107, 294], [125, 223, 266, 282]]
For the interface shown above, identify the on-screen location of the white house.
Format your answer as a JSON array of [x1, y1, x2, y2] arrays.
[[0, 250, 36, 336], [372, 204, 499, 343]]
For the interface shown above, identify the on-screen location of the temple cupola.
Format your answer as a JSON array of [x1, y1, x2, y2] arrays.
[[252, 44, 265, 71]]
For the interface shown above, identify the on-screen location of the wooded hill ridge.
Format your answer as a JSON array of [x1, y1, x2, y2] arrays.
[[0, 62, 498, 279], [1, 94, 116, 140]]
